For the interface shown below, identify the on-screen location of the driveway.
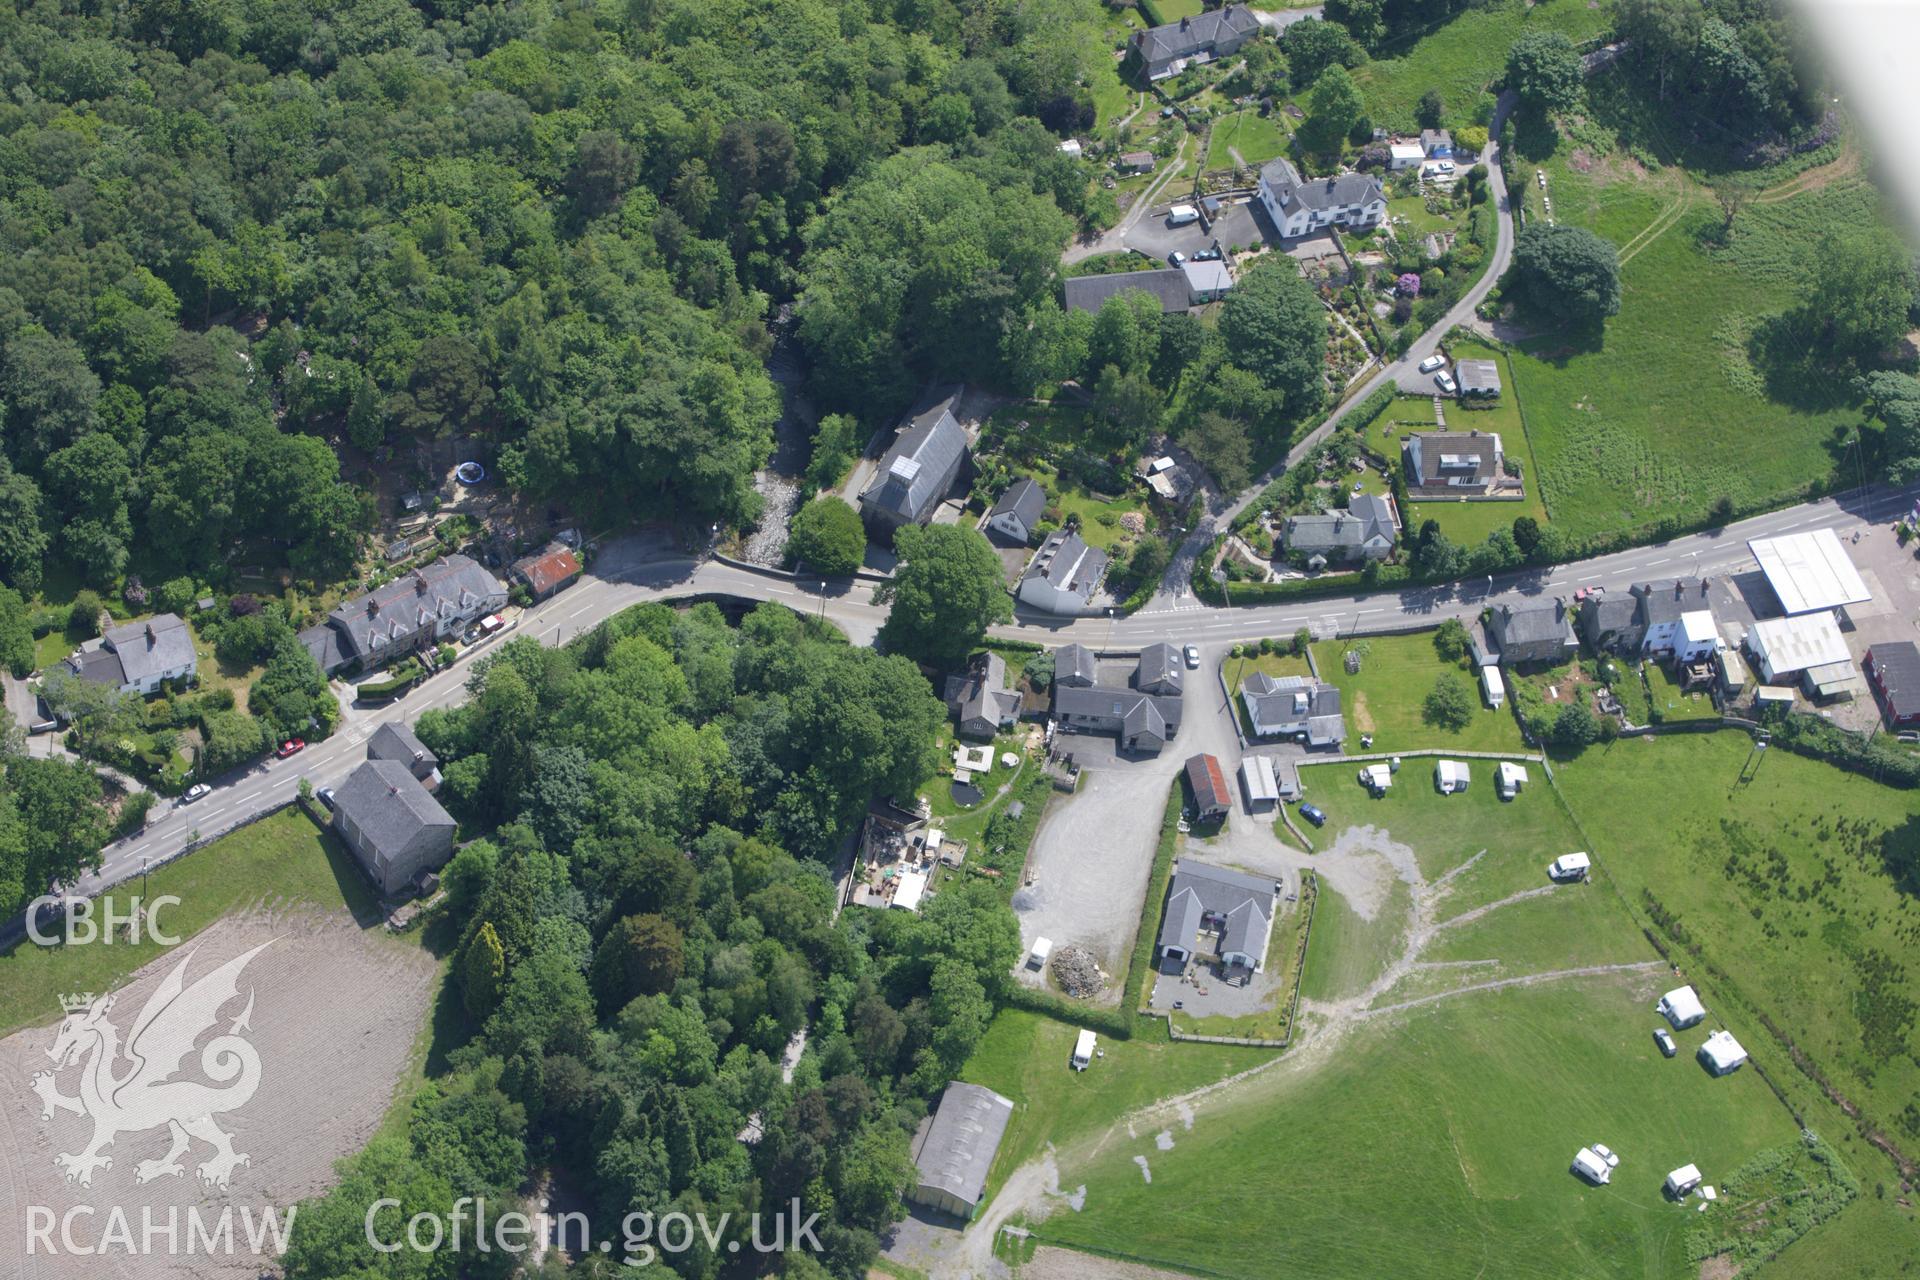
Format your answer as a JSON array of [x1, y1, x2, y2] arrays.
[[1123, 201, 1263, 262]]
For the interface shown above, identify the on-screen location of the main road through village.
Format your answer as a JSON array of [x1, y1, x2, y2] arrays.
[[35, 80, 1920, 911]]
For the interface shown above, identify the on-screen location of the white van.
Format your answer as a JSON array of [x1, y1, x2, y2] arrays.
[[1166, 204, 1199, 227], [1549, 852, 1592, 881], [1071, 1029, 1097, 1071], [1028, 937, 1054, 970]]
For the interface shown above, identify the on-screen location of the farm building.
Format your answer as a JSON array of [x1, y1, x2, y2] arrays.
[[908, 1083, 1015, 1219], [1155, 859, 1279, 975], [1658, 985, 1706, 1029], [1137, 643, 1185, 696], [1865, 642, 1920, 728], [986, 477, 1045, 544], [1746, 612, 1859, 698], [1747, 528, 1870, 617], [858, 386, 969, 541], [1185, 753, 1233, 821], [1698, 1030, 1749, 1076], [1053, 685, 1184, 753], [1434, 760, 1470, 794], [1240, 755, 1280, 808], [1053, 642, 1098, 688]]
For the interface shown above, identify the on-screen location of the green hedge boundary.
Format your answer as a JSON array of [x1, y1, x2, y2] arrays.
[[1122, 783, 1184, 1015]]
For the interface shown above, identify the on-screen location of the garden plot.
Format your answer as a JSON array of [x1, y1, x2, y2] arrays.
[[0, 912, 438, 1280]]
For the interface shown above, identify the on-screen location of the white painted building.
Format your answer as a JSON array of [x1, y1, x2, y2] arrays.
[[1256, 158, 1386, 239]]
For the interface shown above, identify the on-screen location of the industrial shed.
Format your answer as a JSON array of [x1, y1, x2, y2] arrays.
[[908, 1082, 1015, 1219]]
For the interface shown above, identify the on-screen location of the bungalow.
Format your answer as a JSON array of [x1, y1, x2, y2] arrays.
[[1282, 493, 1396, 567], [986, 477, 1045, 544], [1063, 268, 1192, 316], [944, 652, 1021, 740], [332, 759, 458, 897], [1240, 671, 1344, 746], [1125, 5, 1262, 81], [65, 613, 197, 696], [1404, 430, 1502, 492], [1118, 150, 1157, 174], [858, 385, 970, 541], [1184, 753, 1233, 821], [1456, 359, 1501, 399], [1256, 158, 1387, 239], [1155, 859, 1278, 977], [511, 545, 582, 601], [1017, 529, 1108, 615], [1866, 641, 1920, 729], [1486, 600, 1577, 667], [300, 555, 508, 676]]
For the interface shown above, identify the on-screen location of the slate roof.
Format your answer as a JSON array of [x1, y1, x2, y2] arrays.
[[1870, 642, 1920, 721], [945, 652, 1020, 731], [368, 721, 437, 773], [1156, 859, 1278, 964], [1180, 259, 1234, 297], [989, 477, 1045, 530], [1258, 157, 1386, 215], [1022, 530, 1108, 604], [862, 386, 969, 525], [67, 645, 127, 687], [100, 613, 196, 687], [1492, 600, 1574, 646], [1421, 128, 1454, 154], [1405, 430, 1499, 486], [1137, 642, 1183, 694], [332, 759, 455, 860], [299, 622, 350, 675], [327, 556, 505, 659], [1052, 685, 1184, 738], [1130, 5, 1262, 67], [913, 1082, 1014, 1213], [1634, 579, 1712, 627], [1054, 643, 1098, 687], [1063, 268, 1191, 315], [1581, 594, 1639, 641], [1241, 671, 1344, 744], [512, 546, 581, 596], [1284, 494, 1396, 552]]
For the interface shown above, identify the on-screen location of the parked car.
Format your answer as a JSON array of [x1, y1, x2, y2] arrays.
[[1192, 247, 1222, 261], [276, 738, 305, 759], [479, 614, 505, 635], [1299, 802, 1327, 828], [1418, 354, 1447, 373], [1898, 732, 1920, 745], [1434, 370, 1458, 394], [1183, 644, 1200, 669], [1654, 1028, 1677, 1057], [1437, 160, 1456, 174], [318, 787, 337, 811], [182, 783, 211, 803], [1168, 251, 1186, 266]]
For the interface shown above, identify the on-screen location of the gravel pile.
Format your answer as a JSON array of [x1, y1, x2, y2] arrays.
[[1050, 943, 1107, 999]]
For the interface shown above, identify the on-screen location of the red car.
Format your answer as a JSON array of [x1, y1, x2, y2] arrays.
[[276, 738, 305, 759]]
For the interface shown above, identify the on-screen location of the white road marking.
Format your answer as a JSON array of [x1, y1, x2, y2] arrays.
[[1578, 574, 1600, 581], [1645, 557, 1670, 566]]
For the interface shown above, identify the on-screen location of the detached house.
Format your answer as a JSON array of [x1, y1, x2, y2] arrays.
[[944, 652, 1021, 740], [66, 613, 197, 696], [858, 386, 969, 542], [1486, 600, 1577, 667], [1240, 672, 1345, 746], [300, 555, 507, 676], [1156, 860, 1278, 978], [1256, 158, 1386, 239], [986, 478, 1045, 544], [332, 758, 457, 897], [1017, 529, 1108, 615], [1126, 5, 1262, 81], [511, 546, 582, 601], [1283, 493, 1396, 568], [1404, 430, 1503, 493]]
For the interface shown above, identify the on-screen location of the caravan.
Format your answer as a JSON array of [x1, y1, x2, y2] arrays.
[[1071, 1029, 1097, 1071]]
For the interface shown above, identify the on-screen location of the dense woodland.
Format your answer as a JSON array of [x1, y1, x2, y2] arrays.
[[280, 601, 1016, 1279]]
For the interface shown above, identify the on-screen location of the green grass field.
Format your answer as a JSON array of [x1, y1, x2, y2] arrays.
[[0, 809, 400, 1036], [1205, 109, 1290, 171], [1312, 631, 1525, 755], [1507, 132, 1886, 545], [1555, 732, 1920, 1162], [1350, 0, 1615, 131]]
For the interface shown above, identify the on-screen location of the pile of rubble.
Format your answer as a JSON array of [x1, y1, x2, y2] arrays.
[[1050, 944, 1107, 999]]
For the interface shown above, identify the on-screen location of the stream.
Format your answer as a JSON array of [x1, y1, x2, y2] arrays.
[[741, 306, 817, 567]]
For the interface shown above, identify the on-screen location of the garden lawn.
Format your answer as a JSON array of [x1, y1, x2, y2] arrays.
[[1037, 975, 1798, 1279], [959, 1009, 1264, 1206], [1205, 110, 1290, 171], [1312, 631, 1526, 755], [1225, 650, 1311, 737], [1555, 732, 1920, 1160], [1348, 0, 1615, 132], [0, 809, 396, 1036], [1508, 143, 1886, 546], [1383, 343, 1549, 546], [1642, 660, 1717, 723], [1386, 192, 1459, 237], [1144, 0, 1204, 20]]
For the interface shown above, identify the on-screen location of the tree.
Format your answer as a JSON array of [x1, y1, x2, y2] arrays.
[[1300, 65, 1365, 155], [1090, 363, 1164, 447], [565, 130, 639, 217], [1181, 412, 1254, 494], [1861, 371, 1920, 484], [806, 413, 860, 490], [463, 921, 506, 1021], [787, 497, 866, 576], [1416, 89, 1445, 129], [248, 632, 337, 742], [1219, 260, 1329, 416], [1282, 18, 1363, 86], [1510, 224, 1622, 326], [1711, 181, 1750, 237], [0, 586, 32, 677], [875, 525, 1012, 670], [43, 433, 133, 583], [1505, 31, 1583, 114], [1432, 617, 1470, 663], [591, 913, 686, 1013], [1511, 516, 1542, 557], [0, 460, 48, 595], [1552, 699, 1599, 749], [1423, 672, 1474, 732], [1798, 229, 1914, 360]]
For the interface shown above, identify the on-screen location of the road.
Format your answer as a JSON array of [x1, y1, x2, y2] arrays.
[[1151, 90, 1520, 606], [63, 477, 1914, 913]]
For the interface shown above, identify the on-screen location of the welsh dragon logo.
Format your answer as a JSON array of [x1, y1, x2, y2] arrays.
[[31, 941, 271, 1189]]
